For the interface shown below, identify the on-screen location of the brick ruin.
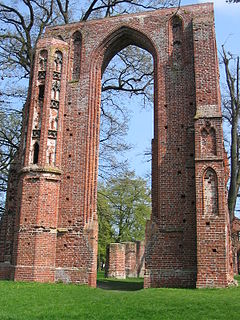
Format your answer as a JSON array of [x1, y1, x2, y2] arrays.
[[231, 218, 240, 274], [105, 241, 145, 279], [0, 3, 235, 288]]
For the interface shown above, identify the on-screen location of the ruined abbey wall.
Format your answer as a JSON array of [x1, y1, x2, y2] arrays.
[[0, 3, 235, 288]]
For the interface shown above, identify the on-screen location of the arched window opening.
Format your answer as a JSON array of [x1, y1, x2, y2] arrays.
[[169, 15, 183, 64], [33, 142, 39, 164], [172, 15, 183, 30], [97, 42, 154, 272], [51, 81, 61, 101], [54, 51, 63, 74], [38, 84, 45, 100], [72, 31, 82, 81], [201, 125, 217, 156], [39, 50, 48, 71], [203, 168, 218, 215], [57, 35, 64, 41]]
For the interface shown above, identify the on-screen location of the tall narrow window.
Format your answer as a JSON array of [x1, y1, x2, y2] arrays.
[[72, 31, 82, 80], [51, 81, 60, 101], [54, 51, 63, 73], [38, 84, 45, 100], [201, 126, 217, 156], [169, 15, 183, 64], [39, 50, 48, 71], [203, 168, 218, 215], [33, 142, 39, 164]]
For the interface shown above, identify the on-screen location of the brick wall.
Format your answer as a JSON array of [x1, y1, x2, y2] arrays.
[[0, 3, 234, 288], [231, 218, 240, 274], [105, 241, 145, 279], [105, 243, 126, 279]]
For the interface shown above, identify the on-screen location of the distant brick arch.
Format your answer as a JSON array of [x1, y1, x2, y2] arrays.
[[0, 3, 235, 288]]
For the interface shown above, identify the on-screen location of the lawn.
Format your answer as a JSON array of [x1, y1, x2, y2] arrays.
[[0, 274, 240, 320]]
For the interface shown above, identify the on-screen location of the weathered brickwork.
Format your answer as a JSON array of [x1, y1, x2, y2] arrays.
[[105, 242, 145, 279], [105, 243, 126, 279], [231, 218, 240, 274], [0, 3, 235, 288], [136, 241, 145, 278]]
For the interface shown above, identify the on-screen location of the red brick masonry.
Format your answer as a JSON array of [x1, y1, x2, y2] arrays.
[[105, 241, 145, 279], [231, 218, 240, 274], [0, 3, 235, 288]]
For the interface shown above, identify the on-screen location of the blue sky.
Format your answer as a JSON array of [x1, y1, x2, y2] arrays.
[[196, 0, 240, 54], [124, 1, 240, 179]]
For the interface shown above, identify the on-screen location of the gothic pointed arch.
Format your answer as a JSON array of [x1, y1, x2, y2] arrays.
[[200, 124, 217, 156], [98, 26, 158, 74], [86, 25, 158, 224]]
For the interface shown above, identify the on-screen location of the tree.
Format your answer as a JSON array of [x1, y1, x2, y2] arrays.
[[221, 46, 240, 221], [0, 109, 21, 216], [97, 170, 151, 267], [0, 85, 23, 215]]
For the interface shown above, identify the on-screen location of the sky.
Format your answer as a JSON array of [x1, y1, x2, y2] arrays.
[[196, 0, 240, 55], [123, 0, 240, 179]]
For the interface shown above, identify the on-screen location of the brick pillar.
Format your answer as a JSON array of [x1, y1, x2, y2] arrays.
[[192, 9, 235, 287], [136, 241, 145, 278], [145, 11, 197, 289], [124, 242, 137, 278], [106, 243, 126, 279]]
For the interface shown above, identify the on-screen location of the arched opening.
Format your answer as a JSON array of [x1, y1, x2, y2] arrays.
[[54, 51, 63, 74], [203, 168, 218, 216], [169, 15, 183, 66], [200, 126, 217, 156], [33, 142, 39, 164], [72, 31, 82, 81], [51, 81, 60, 101], [96, 27, 156, 286], [39, 50, 48, 71]]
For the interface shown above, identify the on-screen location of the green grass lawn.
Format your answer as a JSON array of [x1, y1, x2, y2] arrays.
[[0, 274, 240, 320]]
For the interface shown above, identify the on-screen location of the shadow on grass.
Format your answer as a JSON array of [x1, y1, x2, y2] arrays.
[[97, 279, 144, 291]]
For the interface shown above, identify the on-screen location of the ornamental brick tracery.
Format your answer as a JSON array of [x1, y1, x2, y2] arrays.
[[0, 3, 235, 288]]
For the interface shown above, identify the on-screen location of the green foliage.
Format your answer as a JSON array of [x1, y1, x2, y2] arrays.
[[97, 171, 151, 266], [1, 279, 240, 319], [0, 109, 21, 216]]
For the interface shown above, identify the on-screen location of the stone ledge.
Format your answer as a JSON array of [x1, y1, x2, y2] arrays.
[[194, 105, 222, 119], [195, 157, 223, 162], [19, 165, 62, 175]]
